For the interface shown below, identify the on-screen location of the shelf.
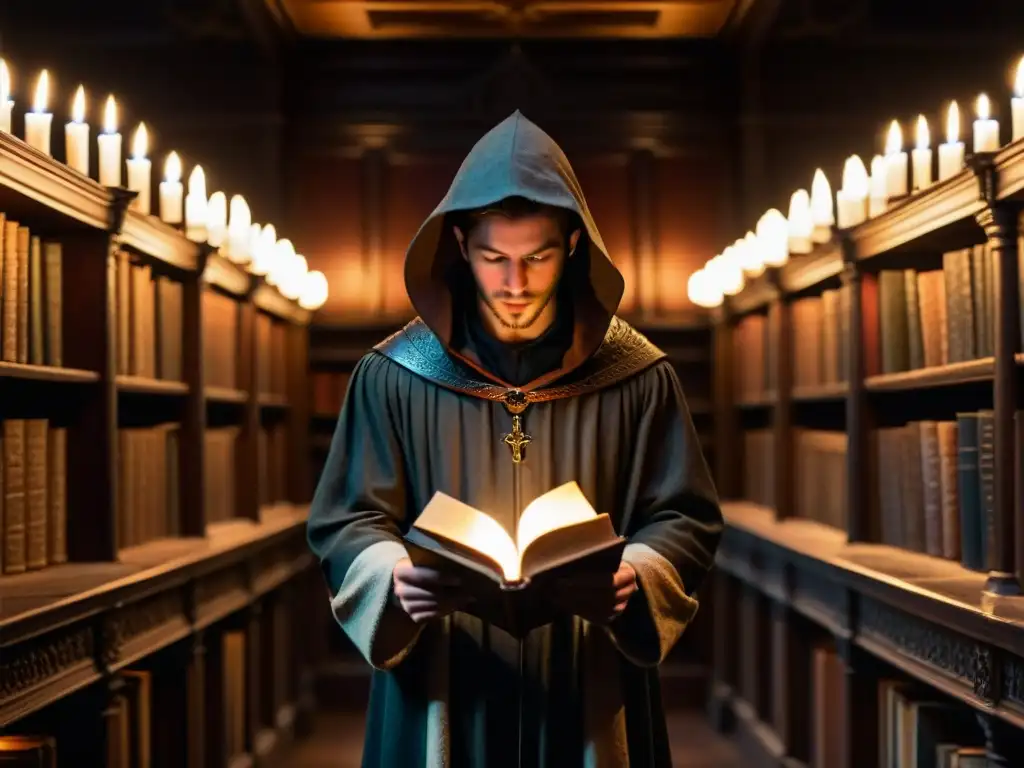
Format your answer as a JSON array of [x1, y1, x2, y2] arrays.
[[727, 275, 775, 316], [0, 361, 99, 383], [205, 386, 248, 404], [849, 167, 985, 261], [778, 243, 844, 295], [995, 137, 1024, 200], [792, 382, 847, 402], [0, 504, 310, 726], [253, 283, 311, 326], [120, 209, 202, 272], [718, 501, 1024, 730], [864, 357, 993, 392], [738, 392, 775, 409], [116, 375, 189, 396], [203, 252, 251, 297], [258, 393, 290, 409]]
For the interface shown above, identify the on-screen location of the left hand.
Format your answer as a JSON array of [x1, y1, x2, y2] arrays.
[[550, 561, 638, 625]]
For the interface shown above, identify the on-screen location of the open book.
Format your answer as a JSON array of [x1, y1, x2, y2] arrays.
[[403, 482, 625, 636]]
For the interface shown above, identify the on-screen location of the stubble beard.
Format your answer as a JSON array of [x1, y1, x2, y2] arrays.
[[478, 283, 557, 332]]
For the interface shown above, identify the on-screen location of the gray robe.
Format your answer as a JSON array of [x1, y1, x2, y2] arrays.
[[307, 110, 723, 768]]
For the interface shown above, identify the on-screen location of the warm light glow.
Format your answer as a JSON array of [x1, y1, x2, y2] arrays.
[[945, 101, 960, 144], [756, 208, 789, 267], [268, 238, 295, 286], [739, 231, 764, 276], [977, 93, 991, 121], [279, 254, 308, 300], [885, 120, 903, 155], [226, 194, 252, 262], [207, 191, 227, 232], [188, 165, 206, 198], [716, 246, 745, 296], [686, 268, 723, 309], [131, 122, 148, 159], [103, 95, 118, 134], [915, 115, 930, 150], [1016, 57, 1024, 98], [810, 169, 834, 226], [32, 69, 48, 113], [71, 86, 85, 123], [299, 270, 329, 311], [842, 155, 870, 198], [164, 151, 181, 183], [787, 189, 813, 250], [251, 223, 277, 276], [0, 60, 10, 104]]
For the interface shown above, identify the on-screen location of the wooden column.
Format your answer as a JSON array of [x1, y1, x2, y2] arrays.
[[767, 270, 793, 519], [628, 147, 659, 320], [180, 246, 210, 537], [842, 252, 872, 543], [976, 199, 1022, 594], [712, 307, 738, 499]]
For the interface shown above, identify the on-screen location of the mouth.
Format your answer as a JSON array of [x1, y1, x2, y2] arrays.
[[501, 300, 530, 313]]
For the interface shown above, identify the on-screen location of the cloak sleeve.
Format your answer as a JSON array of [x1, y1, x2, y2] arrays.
[[606, 360, 723, 668], [306, 352, 423, 671]]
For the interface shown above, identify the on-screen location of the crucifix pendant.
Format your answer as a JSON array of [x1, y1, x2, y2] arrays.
[[502, 390, 531, 464]]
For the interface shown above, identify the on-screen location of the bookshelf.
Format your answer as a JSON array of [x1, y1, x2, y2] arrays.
[[0, 129, 320, 767], [708, 145, 1024, 766]]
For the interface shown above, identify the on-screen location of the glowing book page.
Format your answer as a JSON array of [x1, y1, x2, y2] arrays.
[[515, 481, 598, 556], [414, 491, 521, 582]]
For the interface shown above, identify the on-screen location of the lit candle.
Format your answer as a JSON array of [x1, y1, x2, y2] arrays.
[[884, 120, 908, 198], [206, 191, 227, 248], [185, 165, 208, 241], [787, 189, 812, 254], [64, 85, 89, 175], [159, 151, 183, 224], [24, 70, 52, 155], [718, 246, 745, 296], [299, 270, 329, 311], [250, 223, 277, 276], [809, 168, 834, 242], [279, 253, 308, 300], [911, 114, 933, 191], [741, 231, 764, 277], [97, 95, 122, 187], [126, 122, 151, 214], [973, 93, 1000, 152], [0, 60, 13, 134], [1013, 56, 1024, 142], [267, 238, 294, 286], [836, 155, 869, 229], [226, 194, 251, 263], [868, 155, 887, 217], [938, 101, 965, 180], [756, 208, 789, 267]]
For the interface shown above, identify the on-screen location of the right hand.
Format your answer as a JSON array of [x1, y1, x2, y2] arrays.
[[392, 557, 471, 624]]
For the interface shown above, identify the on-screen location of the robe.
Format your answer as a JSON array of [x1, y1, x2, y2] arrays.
[[306, 110, 723, 768]]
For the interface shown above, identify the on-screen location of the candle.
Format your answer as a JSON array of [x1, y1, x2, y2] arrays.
[[0, 60, 13, 134], [206, 191, 227, 248], [973, 93, 1000, 152], [787, 189, 812, 254], [267, 238, 294, 286], [938, 101, 965, 180], [185, 165, 208, 241], [1013, 56, 1024, 142], [884, 120, 908, 198], [868, 155, 887, 217], [836, 155, 869, 229], [911, 115, 933, 191], [741, 231, 764, 277], [756, 208, 789, 267], [24, 70, 52, 156], [251, 223, 277, 276], [809, 168, 834, 242], [126, 122, 151, 214], [299, 270, 329, 311], [717, 246, 745, 296], [64, 85, 89, 175], [159, 151, 183, 224], [226, 194, 251, 263], [97, 96, 122, 187]]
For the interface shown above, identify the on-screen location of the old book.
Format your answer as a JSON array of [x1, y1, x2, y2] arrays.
[[879, 270, 909, 374], [3, 419, 26, 574], [0, 734, 57, 766], [47, 427, 66, 564], [405, 481, 625, 637], [155, 277, 182, 381], [900, 423, 926, 553], [917, 270, 948, 368], [15, 226, 28, 364], [918, 420, 943, 557], [2, 220, 19, 362], [24, 419, 47, 570], [936, 421, 960, 561], [971, 244, 991, 358], [977, 410, 996, 570], [116, 250, 131, 375], [956, 412, 984, 571], [943, 249, 974, 363], [42, 242, 62, 367], [904, 269, 924, 370], [27, 236, 42, 365]]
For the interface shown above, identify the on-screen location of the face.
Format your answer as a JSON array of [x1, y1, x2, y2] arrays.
[[455, 212, 581, 341]]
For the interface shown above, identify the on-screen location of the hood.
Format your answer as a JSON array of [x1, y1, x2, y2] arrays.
[[403, 110, 625, 386]]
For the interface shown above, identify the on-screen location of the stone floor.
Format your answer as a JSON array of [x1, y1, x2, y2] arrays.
[[282, 710, 741, 767]]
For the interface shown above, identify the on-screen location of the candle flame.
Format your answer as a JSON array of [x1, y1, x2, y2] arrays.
[[946, 101, 960, 144], [915, 115, 930, 150], [885, 120, 903, 155], [1015, 56, 1024, 98], [188, 164, 206, 198], [103, 95, 118, 134], [164, 151, 181, 184], [131, 122, 148, 159], [977, 93, 991, 121], [842, 155, 869, 197], [71, 86, 85, 123], [810, 168, 834, 224], [0, 60, 10, 104], [32, 69, 48, 113]]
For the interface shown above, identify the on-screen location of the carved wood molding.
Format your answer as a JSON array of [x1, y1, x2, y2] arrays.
[[0, 524, 314, 727]]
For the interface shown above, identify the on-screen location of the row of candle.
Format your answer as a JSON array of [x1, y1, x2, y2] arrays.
[[687, 56, 1024, 309], [0, 61, 329, 312]]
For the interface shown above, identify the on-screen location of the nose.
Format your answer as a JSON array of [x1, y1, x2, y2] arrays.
[[505, 259, 528, 296]]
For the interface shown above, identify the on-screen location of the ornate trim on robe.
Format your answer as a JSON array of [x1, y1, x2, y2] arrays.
[[606, 542, 700, 668], [330, 539, 424, 671]]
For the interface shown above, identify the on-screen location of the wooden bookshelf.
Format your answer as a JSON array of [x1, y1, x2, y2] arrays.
[[709, 143, 1024, 767], [0, 130, 319, 767]]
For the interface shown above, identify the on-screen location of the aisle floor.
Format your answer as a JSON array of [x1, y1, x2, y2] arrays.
[[282, 710, 740, 768]]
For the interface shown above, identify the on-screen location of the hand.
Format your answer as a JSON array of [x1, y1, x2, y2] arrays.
[[551, 562, 638, 625], [392, 557, 472, 624]]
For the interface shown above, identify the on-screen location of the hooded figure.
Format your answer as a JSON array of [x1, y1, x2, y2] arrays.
[[307, 111, 723, 768]]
